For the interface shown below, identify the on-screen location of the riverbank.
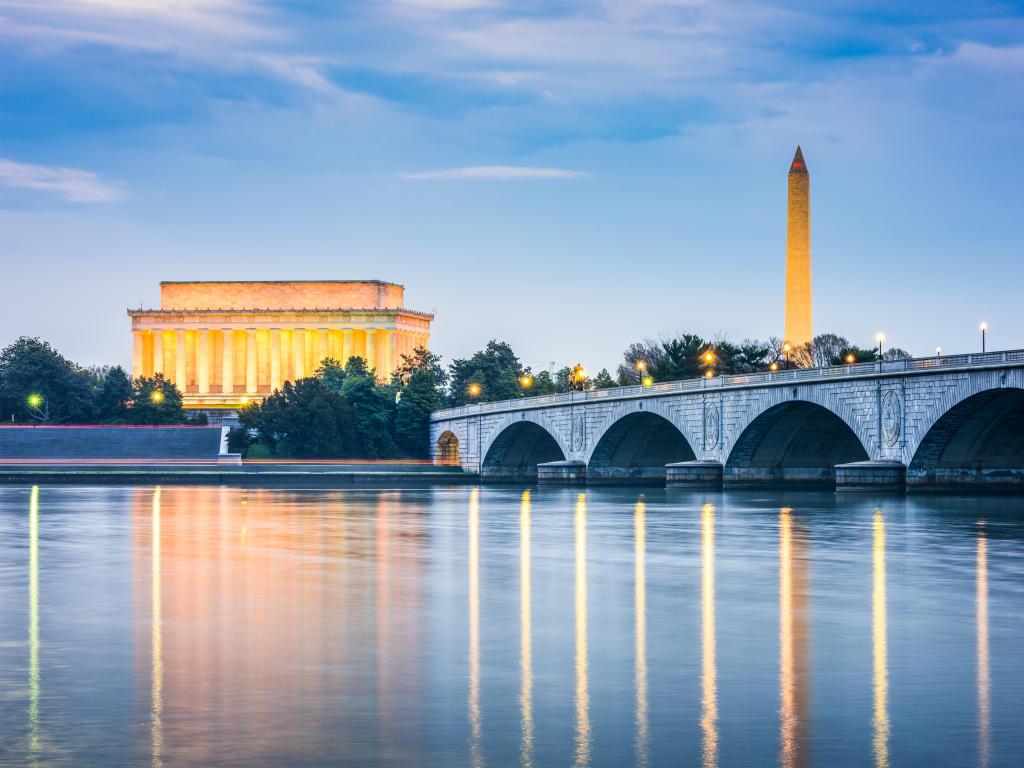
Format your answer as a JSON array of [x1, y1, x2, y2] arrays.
[[0, 461, 474, 486]]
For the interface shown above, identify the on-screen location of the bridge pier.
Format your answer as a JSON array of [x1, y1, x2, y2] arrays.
[[835, 461, 906, 491], [537, 460, 587, 485], [665, 460, 723, 488]]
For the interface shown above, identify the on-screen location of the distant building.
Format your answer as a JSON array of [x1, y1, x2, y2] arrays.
[[128, 280, 433, 411], [784, 146, 812, 349]]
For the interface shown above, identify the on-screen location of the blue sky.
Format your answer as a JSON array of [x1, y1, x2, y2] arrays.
[[1, 0, 1023, 373]]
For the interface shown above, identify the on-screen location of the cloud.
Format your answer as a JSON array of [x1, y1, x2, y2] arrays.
[[0, 157, 125, 202], [402, 165, 587, 179]]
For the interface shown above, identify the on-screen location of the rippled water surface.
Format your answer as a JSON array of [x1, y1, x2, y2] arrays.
[[1, 485, 1023, 767]]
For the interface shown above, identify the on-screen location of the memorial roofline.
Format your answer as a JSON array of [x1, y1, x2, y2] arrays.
[[128, 307, 433, 319]]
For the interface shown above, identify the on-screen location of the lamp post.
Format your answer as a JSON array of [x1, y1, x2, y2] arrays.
[[936, 346, 942, 357], [468, 383, 482, 474], [519, 374, 533, 391], [782, 342, 792, 370], [980, 323, 987, 353], [876, 333, 885, 362]]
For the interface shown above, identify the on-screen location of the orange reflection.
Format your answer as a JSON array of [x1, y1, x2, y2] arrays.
[[520, 490, 534, 768], [28, 485, 40, 755], [151, 487, 163, 768], [468, 488, 483, 768], [701, 503, 718, 768], [872, 511, 889, 768], [635, 499, 649, 768], [574, 492, 590, 767], [779, 508, 810, 768], [977, 522, 990, 768]]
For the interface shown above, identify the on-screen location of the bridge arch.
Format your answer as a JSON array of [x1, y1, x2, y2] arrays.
[[481, 411, 568, 481], [435, 430, 460, 466], [724, 397, 870, 485], [587, 409, 696, 483], [908, 385, 1024, 487]]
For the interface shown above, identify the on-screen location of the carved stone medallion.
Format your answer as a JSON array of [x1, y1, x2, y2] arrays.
[[704, 403, 720, 449], [571, 412, 586, 452], [881, 391, 901, 446]]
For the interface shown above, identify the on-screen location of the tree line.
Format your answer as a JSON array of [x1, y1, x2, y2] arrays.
[[1, 332, 911, 460]]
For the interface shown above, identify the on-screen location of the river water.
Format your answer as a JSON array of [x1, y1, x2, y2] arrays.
[[0, 485, 1022, 767]]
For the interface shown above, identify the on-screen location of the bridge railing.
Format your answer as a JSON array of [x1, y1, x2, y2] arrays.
[[431, 348, 1024, 421]]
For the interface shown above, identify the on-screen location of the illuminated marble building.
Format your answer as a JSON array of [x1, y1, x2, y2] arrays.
[[128, 280, 433, 410]]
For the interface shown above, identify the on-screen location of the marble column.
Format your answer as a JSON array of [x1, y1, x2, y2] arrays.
[[222, 330, 234, 394], [382, 330, 393, 380], [246, 329, 258, 394], [317, 329, 329, 368], [365, 328, 376, 372], [342, 329, 353, 364], [270, 329, 282, 391], [132, 331, 144, 379], [152, 331, 164, 376], [175, 331, 187, 392], [197, 330, 211, 394], [292, 328, 305, 380]]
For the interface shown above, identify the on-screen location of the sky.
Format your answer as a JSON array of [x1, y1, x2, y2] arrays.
[[1, 0, 1023, 374]]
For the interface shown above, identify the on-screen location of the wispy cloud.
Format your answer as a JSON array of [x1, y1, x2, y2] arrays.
[[0, 157, 125, 202], [402, 165, 587, 180]]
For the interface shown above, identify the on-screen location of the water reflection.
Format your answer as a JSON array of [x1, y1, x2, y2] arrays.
[[872, 510, 890, 768], [701, 502, 718, 768], [634, 499, 649, 768], [28, 485, 40, 755], [520, 490, 534, 768], [151, 487, 164, 768], [574, 492, 590, 767], [779, 508, 810, 768], [468, 487, 483, 767], [977, 522, 990, 768]]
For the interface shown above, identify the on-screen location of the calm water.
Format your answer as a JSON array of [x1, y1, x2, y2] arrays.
[[0, 485, 1022, 767]]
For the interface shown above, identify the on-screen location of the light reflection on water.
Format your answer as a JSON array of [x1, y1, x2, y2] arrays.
[[1, 485, 1023, 767]]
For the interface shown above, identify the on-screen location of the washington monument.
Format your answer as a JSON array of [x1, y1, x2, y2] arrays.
[[784, 146, 812, 348]]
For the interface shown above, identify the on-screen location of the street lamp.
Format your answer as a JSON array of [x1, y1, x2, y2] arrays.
[[936, 346, 942, 357], [782, 342, 792, 369], [27, 394, 43, 409], [468, 383, 482, 398], [769, 362, 779, 372], [151, 390, 164, 404], [876, 333, 885, 361], [980, 322, 988, 353], [636, 360, 647, 372], [519, 374, 533, 390], [845, 353, 856, 364], [642, 375, 653, 387]]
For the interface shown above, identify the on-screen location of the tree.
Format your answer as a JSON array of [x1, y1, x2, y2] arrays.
[[393, 346, 448, 389], [95, 366, 133, 422], [448, 341, 526, 405], [531, 370, 560, 395], [654, 334, 705, 380], [130, 375, 190, 424], [0, 337, 97, 423], [341, 364, 398, 458], [617, 341, 663, 385], [250, 378, 356, 458], [315, 358, 347, 392], [883, 347, 912, 361], [591, 369, 617, 390], [728, 339, 774, 373], [394, 368, 441, 458]]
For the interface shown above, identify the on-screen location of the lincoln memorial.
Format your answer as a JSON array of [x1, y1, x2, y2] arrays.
[[128, 280, 433, 410]]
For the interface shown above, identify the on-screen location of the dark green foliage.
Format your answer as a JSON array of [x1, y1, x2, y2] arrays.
[[95, 366, 133, 422], [0, 337, 98, 423], [394, 369, 441, 458], [315, 358, 348, 391], [341, 368, 398, 458], [448, 341, 526, 405], [530, 370, 560, 395], [393, 346, 448, 389], [591, 369, 617, 390], [226, 427, 252, 455], [250, 378, 356, 458], [130, 375, 190, 425]]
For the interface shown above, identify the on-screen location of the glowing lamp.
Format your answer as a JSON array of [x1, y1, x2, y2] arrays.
[[845, 354, 856, 364], [636, 360, 647, 372], [519, 375, 533, 388], [769, 363, 778, 372], [468, 383, 481, 397], [980, 322, 988, 331], [642, 376, 653, 387], [27, 394, 42, 408], [705, 370, 714, 379], [151, 391, 164, 404]]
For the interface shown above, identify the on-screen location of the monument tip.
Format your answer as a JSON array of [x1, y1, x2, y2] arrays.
[[789, 145, 807, 174]]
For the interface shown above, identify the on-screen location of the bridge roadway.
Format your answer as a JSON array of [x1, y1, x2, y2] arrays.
[[429, 349, 1024, 490]]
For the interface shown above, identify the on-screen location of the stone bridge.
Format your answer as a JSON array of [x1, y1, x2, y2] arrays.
[[430, 349, 1024, 490]]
